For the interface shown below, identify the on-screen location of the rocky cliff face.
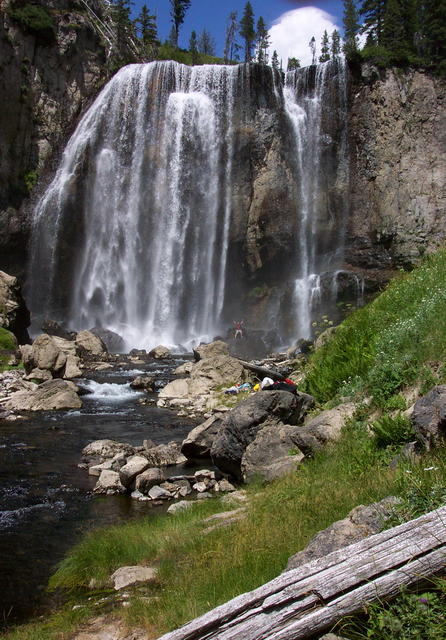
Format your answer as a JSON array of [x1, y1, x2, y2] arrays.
[[346, 65, 446, 282], [0, 0, 109, 275]]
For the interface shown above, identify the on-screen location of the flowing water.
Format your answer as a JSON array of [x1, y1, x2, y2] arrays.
[[283, 58, 349, 338], [0, 360, 196, 628], [27, 59, 355, 350]]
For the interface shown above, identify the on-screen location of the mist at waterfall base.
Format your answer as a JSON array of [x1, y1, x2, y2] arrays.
[[27, 59, 358, 352]]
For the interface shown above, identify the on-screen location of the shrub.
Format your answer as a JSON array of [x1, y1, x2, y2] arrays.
[[9, 4, 55, 43], [370, 413, 414, 448]]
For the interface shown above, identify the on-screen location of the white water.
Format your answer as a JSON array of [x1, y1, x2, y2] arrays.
[[28, 59, 353, 349], [28, 62, 242, 350], [284, 59, 349, 339], [82, 380, 142, 401]]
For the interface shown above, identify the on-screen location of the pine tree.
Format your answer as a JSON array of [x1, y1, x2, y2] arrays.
[[110, 0, 137, 63], [135, 4, 157, 47], [239, 1, 256, 63], [382, 0, 408, 55], [224, 11, 238, 63], [169, 0, 191, 48], [271, 49, 279, 70], [287, 57, 300, 71], [256, 16, 270, 65], [189, 29, 198, 64], [309, 36, 316, 64], [343, 0, 360, 56], [331, 29, 341, 57], [319, 30, 330, 62], [198, 29, 216, 56], [421, 0, 446, 65], [359, 0, 387, 45]]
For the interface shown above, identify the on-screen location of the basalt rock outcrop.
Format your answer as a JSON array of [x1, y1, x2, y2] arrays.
[[0, 0, 109, 275], [346, 65, 446, 280]]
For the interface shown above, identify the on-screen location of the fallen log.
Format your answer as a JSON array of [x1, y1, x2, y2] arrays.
[[238, 360, 285, 381], [156, 505, 446, 640]]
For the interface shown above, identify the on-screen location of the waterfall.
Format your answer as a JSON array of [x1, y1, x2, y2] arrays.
[[27, 62, 244, 349], [27, 59, 351, 351], [283, 58, 349, 339]]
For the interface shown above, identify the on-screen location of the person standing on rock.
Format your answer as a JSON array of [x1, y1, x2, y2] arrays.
[[233, 320, 244, 339]]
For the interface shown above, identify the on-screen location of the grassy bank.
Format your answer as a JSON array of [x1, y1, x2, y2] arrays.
[[302, 249, 446, 404], [4, 249, 446, 639]]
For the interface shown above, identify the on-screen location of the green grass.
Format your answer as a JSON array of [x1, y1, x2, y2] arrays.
[[0, 327, 19, 371], [302, 249, 446, 404], [41, 415, 446, 638]]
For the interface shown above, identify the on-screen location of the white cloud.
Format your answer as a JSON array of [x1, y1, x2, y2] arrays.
[[269, 7, 340, 68]]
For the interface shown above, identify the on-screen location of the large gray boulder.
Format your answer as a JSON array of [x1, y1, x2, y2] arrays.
[[0, 270, 30, 344], [211, 390, 314, 479], [93, 470, 126, 495], [194, 340, 230, 361], [285, 497, 399, 571], [290, 403, 357, 456], [181, 415, 224, 459], [90, 327, 125, 353], [135, 468, 165, 494], [4, 378, 82, 411], [192, 354, 246, 389], [143, 441, 187, 467], [82, 439, 136, 460], [30, 334, 61, 372], [75, 330, 108, 358], [241, 419, 305, 482], [119, 455, 150, 487], [149, 345, 171, 359], [411, 385, 446, 450]]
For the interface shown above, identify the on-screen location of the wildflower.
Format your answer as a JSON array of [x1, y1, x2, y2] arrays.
[[423, 467, 439, 471]]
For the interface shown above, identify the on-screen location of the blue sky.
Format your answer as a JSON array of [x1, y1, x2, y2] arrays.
[[131, 1, 344, 66]]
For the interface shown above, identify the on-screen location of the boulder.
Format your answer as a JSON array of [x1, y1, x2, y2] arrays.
[[135, 468, 165, 494], [19, 344, 33, 372], [148, 485, 172, 500], [143, 442, 187, 467], [111, 565, 157, 590], [314, 326, 337, 351], [194, 340, 229, 361], [174, 361, 194, 375], [0, 271, 30, 344], [290, 403, 357, 456], [31, 334, 61, 371], [75, 330, 108, 358], [211, 390, 314, 479], [119, 455, 150, 487], [149, 345, 171, 359], [90, 327, 125, 353], [192, 354, 246, 390], [82, 439, 136, 460], [41, 320, 74, 341], [285, 497, 400, 572], [241, 419, 305, 483], [411, 385, 446, 450], [63, 354, 82, 379], [167, 500, 195, 514], [130, 375, 155, 391], [181, 415, 224, 459], [5, 379, 82, 411], [24, 368, 53, 382], [158, 378, 191, 400], [93, 470, 126, 495], [88, 453, 126, 476]]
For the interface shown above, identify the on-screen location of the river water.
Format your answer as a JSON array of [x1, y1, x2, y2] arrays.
[[0, 359, 197, 628]]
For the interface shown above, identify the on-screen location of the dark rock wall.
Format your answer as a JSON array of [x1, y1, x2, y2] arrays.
[[346, 64, 446, 281], [0, 0, 109, 275]]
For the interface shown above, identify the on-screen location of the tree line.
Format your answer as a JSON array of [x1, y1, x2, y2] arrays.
[[343, 0, 446, 70], [108, 0, 445, 72]]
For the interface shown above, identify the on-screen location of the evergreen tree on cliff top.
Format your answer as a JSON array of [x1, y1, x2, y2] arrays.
[[319, 30, 330, 62], [256, 16, 270, 64], [359, 0, 387, 45], [422, 0, 446, 67], [135, 4, 157, 48], [343, 0, 360, 57], [224, 11, 240, 64], [169, 0, 191, 47], [240, 1, 256, 62]]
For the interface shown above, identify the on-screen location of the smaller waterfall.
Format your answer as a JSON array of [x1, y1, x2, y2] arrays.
[[284, 58, 349, 340]]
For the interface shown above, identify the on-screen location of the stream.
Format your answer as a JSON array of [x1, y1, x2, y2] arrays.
[[0, 358, 197, 628]]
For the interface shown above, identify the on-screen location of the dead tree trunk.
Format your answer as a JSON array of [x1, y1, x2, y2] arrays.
[[156, 505, 446, 640]]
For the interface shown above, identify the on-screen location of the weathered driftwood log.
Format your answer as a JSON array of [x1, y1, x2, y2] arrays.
[[238, 360, 285, 381], [156, 505, 446, 640]]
